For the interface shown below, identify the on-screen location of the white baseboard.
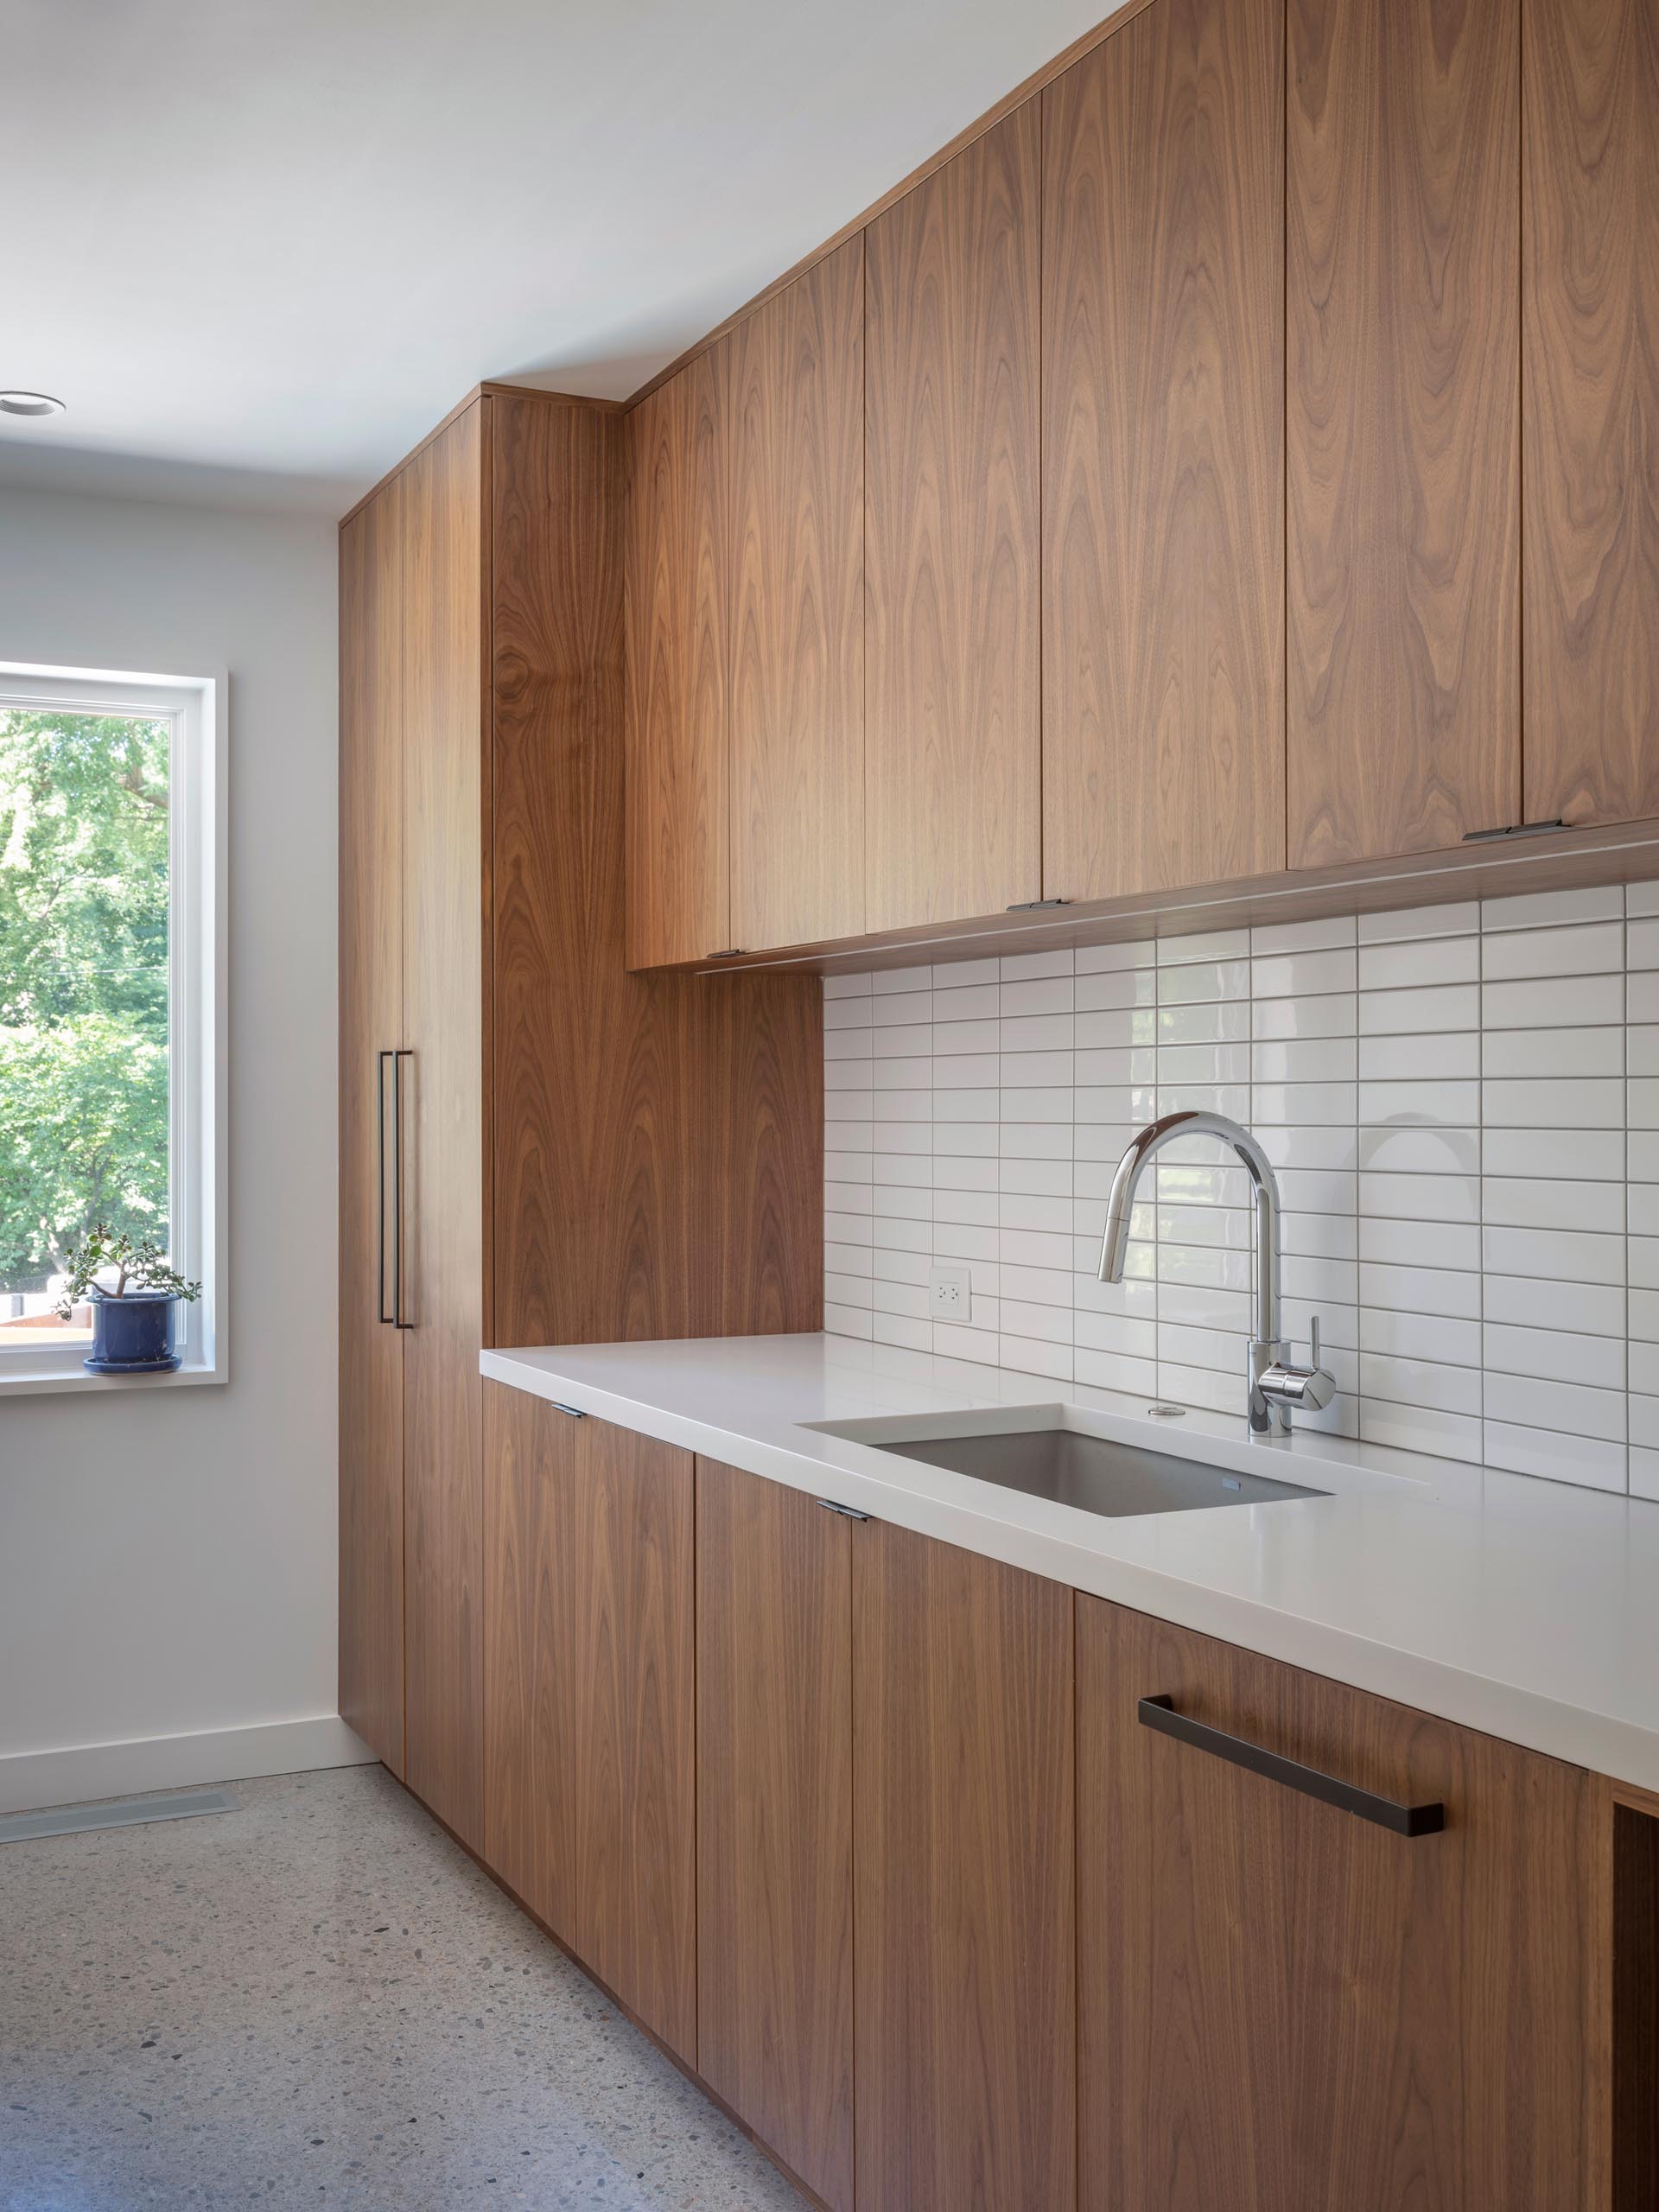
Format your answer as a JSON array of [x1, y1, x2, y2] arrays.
[[0, 1714, 378, 1816]]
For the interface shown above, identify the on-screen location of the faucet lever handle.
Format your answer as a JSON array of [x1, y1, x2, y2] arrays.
[[1310, 1315, 1320, 1370]]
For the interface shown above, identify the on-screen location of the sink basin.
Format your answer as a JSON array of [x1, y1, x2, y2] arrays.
[[823, 1413, 1325, 1521]]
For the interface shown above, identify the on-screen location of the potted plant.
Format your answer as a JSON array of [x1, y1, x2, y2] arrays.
[[55, 1226, 202, 1375]]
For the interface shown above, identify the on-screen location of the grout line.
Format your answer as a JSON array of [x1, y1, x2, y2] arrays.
[[825, 881, 1659, 1481]]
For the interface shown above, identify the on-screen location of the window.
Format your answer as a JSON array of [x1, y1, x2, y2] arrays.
[[0, 663, 224, 1389]]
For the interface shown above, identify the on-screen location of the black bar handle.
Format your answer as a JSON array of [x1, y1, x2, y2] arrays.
[[392, 1050, 414, 1330], [1462, 817, 1566, 843], [1138, 1694, 1445, 1838], [376, 1052, 394, 1324]]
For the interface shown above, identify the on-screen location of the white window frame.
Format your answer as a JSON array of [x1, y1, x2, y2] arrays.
[[0, 660, 226, 1394]]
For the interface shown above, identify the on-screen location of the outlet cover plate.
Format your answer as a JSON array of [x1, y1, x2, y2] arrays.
[[926, 1264, 971, 1322]]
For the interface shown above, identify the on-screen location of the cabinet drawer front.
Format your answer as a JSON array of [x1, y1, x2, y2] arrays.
[[1078, 1598, 1609, 2212]]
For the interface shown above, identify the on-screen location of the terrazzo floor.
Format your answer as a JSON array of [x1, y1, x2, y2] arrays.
[[0, 1764, 806, 2210]]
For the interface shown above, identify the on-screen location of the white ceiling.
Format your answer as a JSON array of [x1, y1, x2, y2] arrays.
[[4, 0, 1116, 510]]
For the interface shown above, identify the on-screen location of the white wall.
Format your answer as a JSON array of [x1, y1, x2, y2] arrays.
[[823, 887, 1659, 1500], [0, 479, 364, 1812]]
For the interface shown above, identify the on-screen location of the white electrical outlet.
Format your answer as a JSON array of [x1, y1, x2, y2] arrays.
[[926, 1264, 971, 1322]]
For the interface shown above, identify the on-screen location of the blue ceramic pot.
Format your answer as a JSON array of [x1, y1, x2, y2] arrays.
[[84, 1291, 182, 1375]]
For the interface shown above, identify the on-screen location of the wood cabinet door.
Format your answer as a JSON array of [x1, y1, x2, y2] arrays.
[[1523, 0, 1659, 829], [729, 238, 866, 952], [1043, 0, 1284, 903], [853, 1520, 1075, 2211], [1287, 0, 1521, 865], [484, 1387, 697, 2065], [559, 1407, 696, 2060], [625, 359, 731, 968], [696, 1461, 854, 2211], [338, 477, 405, 1777], [1078, 1598, 1611, 2212], [400, 403, 487, 1852], [483, 1381, 563, 1928], [864, 106, 1042, 932]]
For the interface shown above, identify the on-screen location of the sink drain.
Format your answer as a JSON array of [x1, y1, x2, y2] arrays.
[[1146, 1403, 1186, 1418]]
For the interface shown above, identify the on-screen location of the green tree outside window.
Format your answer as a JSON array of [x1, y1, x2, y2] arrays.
[[0, 708, 171, 1294]]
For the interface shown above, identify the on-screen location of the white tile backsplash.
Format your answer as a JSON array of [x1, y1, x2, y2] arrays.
[[820, 883, 1659, 1495]]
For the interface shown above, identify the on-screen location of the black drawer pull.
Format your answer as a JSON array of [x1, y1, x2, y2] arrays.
[[1462, 817, 1566, 843], [1138, 1694, 1445, 1837]]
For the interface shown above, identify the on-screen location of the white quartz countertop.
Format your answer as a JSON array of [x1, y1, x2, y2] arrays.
[[481, 1332, 1659, 1794]]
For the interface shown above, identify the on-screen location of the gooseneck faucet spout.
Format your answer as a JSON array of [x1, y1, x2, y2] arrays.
[[1098, 1109, 1334, 1435]]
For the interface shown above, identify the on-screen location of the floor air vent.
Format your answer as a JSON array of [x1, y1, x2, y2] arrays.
[[0, 1788, 237, 1844]]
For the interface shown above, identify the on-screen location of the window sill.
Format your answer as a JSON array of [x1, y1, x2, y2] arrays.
[[0, 1360, 224, 1398]]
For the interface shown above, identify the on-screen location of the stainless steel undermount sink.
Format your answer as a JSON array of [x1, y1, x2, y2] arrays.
[[811, 1408, 1326, 1521]]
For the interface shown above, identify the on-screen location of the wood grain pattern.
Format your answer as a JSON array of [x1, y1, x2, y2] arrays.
[[1078, 1597, 1612, 2212], [1523, 0, 1659, 828], [338, 478, 405, 1777], [482, 1379, 563, 1929], [400, 403, 487, 1852], [696, 1460, 854, 2212], [1287, 0, 1521, 865], [484, 1386, 698, 2064], [863, 105, 1042, 931], [1043, 0, 1285, 902], [489, 391, 823, 1348], [703, 972, 824, 1338], [729, 237, 866, 951], [852, 1520, 1075, 2210], [625, 360, 731, 967], [563, 1397, 694, 2065]]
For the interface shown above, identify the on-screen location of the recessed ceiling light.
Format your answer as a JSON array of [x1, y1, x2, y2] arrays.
[[0, 391, 66, 417]]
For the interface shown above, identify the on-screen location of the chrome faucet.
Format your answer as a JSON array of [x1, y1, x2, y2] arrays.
[[1097, 1109, 1335, 1434]]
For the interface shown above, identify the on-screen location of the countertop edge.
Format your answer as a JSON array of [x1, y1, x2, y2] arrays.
[[480, 1344, 1659, 1796]]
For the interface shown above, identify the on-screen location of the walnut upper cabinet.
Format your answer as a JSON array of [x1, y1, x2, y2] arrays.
[[864, 106, 1043, 932], [1287, 0, 1522, 868], [729, 238, 866, 952], [1522, 0, 1659, 831], [1042, 0, 1285, 903], [622, 0, 1659, 965], [626, 244, 865, 965], [626, 361, 729, 967]]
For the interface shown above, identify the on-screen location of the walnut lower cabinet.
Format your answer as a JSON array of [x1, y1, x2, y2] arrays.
[[1078, 1597, 1615, 2212], [852, 1517, 1077, 2211], [694, 1470, 1075, 2212], [467, 1416, 1656, 2211], [484, 1383, 697, 2064], [696, 1460, 855, 2211]]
